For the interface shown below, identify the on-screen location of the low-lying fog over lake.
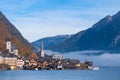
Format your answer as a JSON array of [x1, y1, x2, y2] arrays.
[[45, 50, 120, 67]]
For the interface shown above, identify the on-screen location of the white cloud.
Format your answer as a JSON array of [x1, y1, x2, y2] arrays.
[[63, 53, 120, 67], [45, 50, 120, 67]]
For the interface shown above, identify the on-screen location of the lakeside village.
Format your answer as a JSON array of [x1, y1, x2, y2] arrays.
[[0, 40, 94, 70]]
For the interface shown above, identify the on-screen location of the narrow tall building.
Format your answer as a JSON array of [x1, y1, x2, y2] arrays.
[[40, 41, 45, 58], [6, 40, 11, 52]]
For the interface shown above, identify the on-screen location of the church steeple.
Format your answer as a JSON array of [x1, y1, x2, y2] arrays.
[[40, 41, 45, 58], [41, 41, 44, 50]]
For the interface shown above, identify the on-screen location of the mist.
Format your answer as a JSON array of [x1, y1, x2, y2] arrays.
[[45, 50, 120, 67]]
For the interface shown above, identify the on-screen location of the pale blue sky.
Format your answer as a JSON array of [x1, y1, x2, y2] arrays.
[[0, 0, 120, 42]]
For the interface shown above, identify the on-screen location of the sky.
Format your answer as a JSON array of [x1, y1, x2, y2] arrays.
[[0, 0, 120, 42]]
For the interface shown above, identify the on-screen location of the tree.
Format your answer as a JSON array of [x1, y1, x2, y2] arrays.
[[30, 53, 38, 60]]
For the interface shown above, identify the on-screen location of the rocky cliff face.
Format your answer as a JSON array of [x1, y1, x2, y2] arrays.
[[0, 12, 33, 57], [45, 11, 120, 52]]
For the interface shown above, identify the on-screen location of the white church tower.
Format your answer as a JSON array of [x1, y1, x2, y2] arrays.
[[6, 40, 11, 52], [40, 42, 45, 58]]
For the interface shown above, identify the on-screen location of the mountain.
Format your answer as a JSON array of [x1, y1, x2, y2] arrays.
[[32, 35, 72, 50], [45, 11, 120, 52], [0, 11, 33, 57]]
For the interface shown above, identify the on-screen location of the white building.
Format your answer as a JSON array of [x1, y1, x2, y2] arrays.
[[13, 49, 18, 56], [57, 65, 63, 69], [16, 59, 25, 69], [52, 54, 64, 60], [6, 41, 11, 52]]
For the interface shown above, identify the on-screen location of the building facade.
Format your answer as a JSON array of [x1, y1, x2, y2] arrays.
[[3, 57, 17, 70], [6, 41, 11, 52], [0, 56, 3, 64], [16, 59, 25, 69], [52, 54, 64, 60]]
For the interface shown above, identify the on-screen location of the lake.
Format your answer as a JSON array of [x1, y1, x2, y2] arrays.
[[0, 67, 120, 80]]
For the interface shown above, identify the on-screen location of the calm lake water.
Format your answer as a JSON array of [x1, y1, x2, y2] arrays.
[[0, 67, 120, 80]]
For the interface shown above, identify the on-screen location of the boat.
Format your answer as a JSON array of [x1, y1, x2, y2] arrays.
[[35, 68, 38, 70]]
